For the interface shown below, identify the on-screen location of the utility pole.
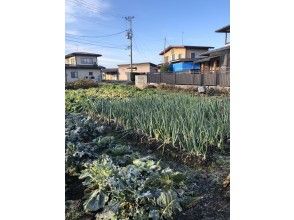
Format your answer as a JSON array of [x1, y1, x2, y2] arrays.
[[125, 16, 134, 78], [163, 37, 166, 63]]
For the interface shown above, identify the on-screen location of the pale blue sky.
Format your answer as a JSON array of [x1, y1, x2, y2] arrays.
[[65, 0, 229, 68]]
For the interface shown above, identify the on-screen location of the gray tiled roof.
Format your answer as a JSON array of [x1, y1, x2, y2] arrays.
[[65, 52, 102, 58]]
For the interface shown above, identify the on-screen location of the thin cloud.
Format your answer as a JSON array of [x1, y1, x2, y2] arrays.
[[65, 0, 77, 24], [65, 0, 128, 67], [100, 57, 128, 63], [65, 0, 111, 23], [66, 30, 81, 35]]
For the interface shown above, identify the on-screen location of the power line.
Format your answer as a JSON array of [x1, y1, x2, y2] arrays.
[[73, 0, 98, 8], [68, 0, 101, 14], [133, 38, 148, 60], [66, 35, 125, 47], [67, 0, 125, 18], [75, 0, 126, 17], [65, 13, 118, 28], [65, 30, 127, 38], [66, 36, 125, 47], [65, 38, 126, 49]]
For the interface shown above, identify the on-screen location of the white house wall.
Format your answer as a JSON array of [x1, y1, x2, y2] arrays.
[[75, 56, 98, 65], [65, 69, 102, 83]]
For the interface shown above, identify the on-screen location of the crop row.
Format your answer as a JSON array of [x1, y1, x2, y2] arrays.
[[90, 96, 229, 158], [66, 86, 229, 159]]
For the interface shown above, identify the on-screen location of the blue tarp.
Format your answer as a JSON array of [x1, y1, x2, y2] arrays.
[[170, 61, 200, 73]]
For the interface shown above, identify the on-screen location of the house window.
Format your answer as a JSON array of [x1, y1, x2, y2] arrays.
[[81, 58, 94, 64], [69, 58, 75, 64], [90, 76, 95, 79], [178, 54, 181, 59], [172, 54, 175, 60], [89, 72, 93, 76], [164, 56, 168, 63], [191, 53, 195, 58], [84, 76, 88, 79], [70, 71, 78, 78]]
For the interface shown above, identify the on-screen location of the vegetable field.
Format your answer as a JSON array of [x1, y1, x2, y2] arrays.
[[65, 84, 230, 219], [66, 85, 230, 159]]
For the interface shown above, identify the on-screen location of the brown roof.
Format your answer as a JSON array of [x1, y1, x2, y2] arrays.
[[65, 52, 102, 58], [159, 45, 214, 55], [199, 45, 230, 56], [65, 64, 103, 70], [195, 57, 211, 63], [103, 68, 118, 73], [195, 55, 223, 63], [118, 62, 158, 67], [215, 25, 230, 33]]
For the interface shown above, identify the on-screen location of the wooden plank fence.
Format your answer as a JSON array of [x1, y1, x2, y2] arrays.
[[147, 73, 230, 87]]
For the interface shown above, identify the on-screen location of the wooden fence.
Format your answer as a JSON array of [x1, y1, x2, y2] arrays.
[[147, 73, 230, 87]]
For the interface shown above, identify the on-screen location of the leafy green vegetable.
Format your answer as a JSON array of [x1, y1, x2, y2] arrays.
[[79, 154, 185, 219], [65, 113, 190, 219], [157, 190, 182, 219], [83, 190, 107, 212]]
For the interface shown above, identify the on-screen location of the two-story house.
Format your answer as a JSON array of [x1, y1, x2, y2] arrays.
[[197, 25, 230, 74], [65, 52, 104, 83], [159, 45, 213, 73]]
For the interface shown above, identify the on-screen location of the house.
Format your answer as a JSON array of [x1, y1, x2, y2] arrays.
[[65, 52, 104, 83], [159, 45, 214, 73], [197, 25, 230, 74], [102, 68, 119, 81], [117, 62, 158, 81], [216, 24, 230, 45]]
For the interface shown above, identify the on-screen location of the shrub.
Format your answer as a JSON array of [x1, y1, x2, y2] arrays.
[[206, 88, 215, 96], [66, 79, 99, 90], [146, 84, 157, 89], [205, 87, 230, 96], [160, 63, 170, 73]]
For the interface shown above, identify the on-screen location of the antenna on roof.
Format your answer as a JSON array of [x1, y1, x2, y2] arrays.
[[181, 32, 184, 45]]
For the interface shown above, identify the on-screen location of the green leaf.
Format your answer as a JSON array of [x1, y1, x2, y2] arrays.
[[149, 210, 160, 220], [84, 190, 107, 212], [157, 191, 182, 218], [95, 210, 117, 220]]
